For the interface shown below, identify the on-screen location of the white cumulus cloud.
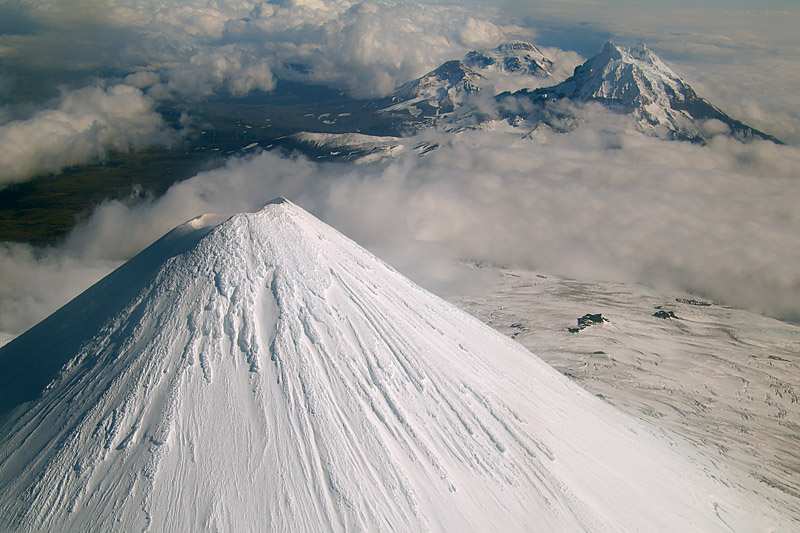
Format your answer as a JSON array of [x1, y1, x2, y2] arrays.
[[2, 117, 799, 338], [0, 84, 176, 186], [160, 44, 276, 98]]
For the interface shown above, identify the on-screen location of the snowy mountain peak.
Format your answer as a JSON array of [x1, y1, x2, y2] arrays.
[[518, 41, 779, 143], [629, 41, 653, 61], [600, 39, 622, 58], [465, 41, 554, 77], [384, 41, 556, 120], [429, 59, 479, 86], [599, 40, 654, 65], [265, 195, 288, 205], [0, 200, 779, 531], [556, 40, 684, 105], [386, 59, 482, 116], [498, 41, 540, 53]]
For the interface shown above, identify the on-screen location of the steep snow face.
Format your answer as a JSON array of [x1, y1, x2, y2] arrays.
[[386, 59, 483, 116], [465, 41, 554, 78], [0, 199, 786, 531], [526, 41, 778, 143], [385, 41, 555, 118], [552, 41, 685, 109]]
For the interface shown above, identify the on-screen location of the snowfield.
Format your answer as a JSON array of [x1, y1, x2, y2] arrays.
[[453, 268, 800, 525], [0, 199, 792, 531]]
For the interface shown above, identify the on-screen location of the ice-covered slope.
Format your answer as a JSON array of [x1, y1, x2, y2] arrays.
[[510, 41, 779, 143], [0, 199, 786, 531], [384, 41, 555, 119], [289, 132, 406, 163], [385, 59, 483, 117], [465, 41, 554, 78], [453, 267, 800, 525]]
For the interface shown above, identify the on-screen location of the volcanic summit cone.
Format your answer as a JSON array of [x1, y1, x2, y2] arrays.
[[0, 199, 775, 531]]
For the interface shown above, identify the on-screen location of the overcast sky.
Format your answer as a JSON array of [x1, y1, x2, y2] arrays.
[[0, 0, 798, 338]]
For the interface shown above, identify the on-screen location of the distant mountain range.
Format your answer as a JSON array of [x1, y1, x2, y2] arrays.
[[382, 40, 779, 144], [232, 40, 780, 166], [382, 41, 555, 118], [503, 41, 780, 143]]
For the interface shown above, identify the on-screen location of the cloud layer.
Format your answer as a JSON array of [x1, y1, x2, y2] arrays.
[[0, 84, 175, 185], [1, 1, 524, 103], [0, 1, 528, 183], [2, 116, 798, 338], [0, 1, 798, 339]]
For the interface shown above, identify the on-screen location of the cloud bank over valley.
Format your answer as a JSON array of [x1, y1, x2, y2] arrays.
[[0, 0, 799, 338], [1, 119, 799, 336]]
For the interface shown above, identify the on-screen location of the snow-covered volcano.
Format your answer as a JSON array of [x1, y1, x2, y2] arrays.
[[384, 41, 556, 119], [465, 41, 554, 78], [387, 60, 483, 116], [507, 41, 779, 143], [0, 199, 785, 531]]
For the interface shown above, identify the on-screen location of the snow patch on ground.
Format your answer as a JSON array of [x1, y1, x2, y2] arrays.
[[291, 132, 406, 163], [453, 267, 800, 524]]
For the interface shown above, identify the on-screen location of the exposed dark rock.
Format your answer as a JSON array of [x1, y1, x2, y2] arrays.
[[510, 322, 527, 339], [579, 313, 606, 327], [768, 355, 791, 363], [654, 310, 678, 320], [676, 298, 711, 306], [569, 313, 607, 333]]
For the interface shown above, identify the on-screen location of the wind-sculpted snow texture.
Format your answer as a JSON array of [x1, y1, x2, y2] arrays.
[[0, 199, 786, 531]]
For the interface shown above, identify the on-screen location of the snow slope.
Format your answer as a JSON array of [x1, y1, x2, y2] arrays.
[[506, 41, 779, 143], [0, 199, 788, 531], [384, 42, 556, 118], [454, 267, 800, 525], [289, 132, 406, 163]]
